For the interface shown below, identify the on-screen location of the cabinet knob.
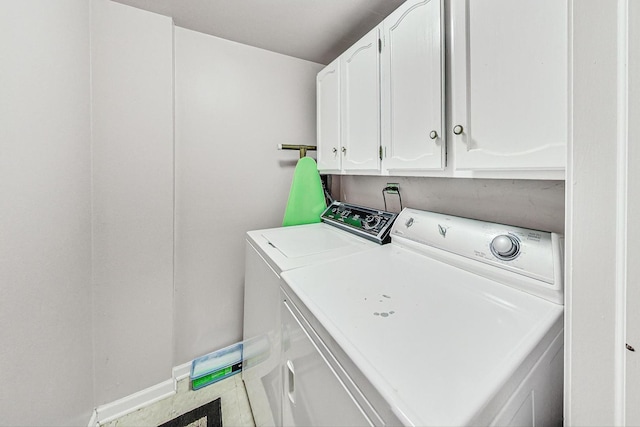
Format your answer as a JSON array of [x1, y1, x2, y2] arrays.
[[341, 147, 347, 154], [332, 147, 338, 154], [429, 130, 438, 140], [453, 125, 464, 135]]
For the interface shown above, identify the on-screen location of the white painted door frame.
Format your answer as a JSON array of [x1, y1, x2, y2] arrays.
[[565, 1, 639, 425]]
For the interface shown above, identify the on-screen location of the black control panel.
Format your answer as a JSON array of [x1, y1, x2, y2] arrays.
[[321, 201, 398, 244]]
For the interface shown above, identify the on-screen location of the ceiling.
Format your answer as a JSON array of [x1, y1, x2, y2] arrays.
[[111, 0, 406, 65]]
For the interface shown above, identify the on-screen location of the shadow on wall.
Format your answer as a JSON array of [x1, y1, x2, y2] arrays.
[[333, 175, 565, 234], [278, 159, 301, 168]]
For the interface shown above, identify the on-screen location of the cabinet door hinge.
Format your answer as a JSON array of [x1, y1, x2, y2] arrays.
[[378, 38, 382, 53], [379, 146, 383, 160]]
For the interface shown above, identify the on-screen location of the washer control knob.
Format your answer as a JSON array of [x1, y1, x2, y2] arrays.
[[490, 234, 520, 260], [364, 215, 381, 230]]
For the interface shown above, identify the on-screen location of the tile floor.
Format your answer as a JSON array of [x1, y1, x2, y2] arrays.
[[101, 375, 255, 427]]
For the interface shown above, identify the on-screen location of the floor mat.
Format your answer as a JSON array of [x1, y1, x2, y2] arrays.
[[158, 398, 222, 427]]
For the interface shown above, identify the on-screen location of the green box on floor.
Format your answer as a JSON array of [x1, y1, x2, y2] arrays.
[[191, 342, 243, 390]]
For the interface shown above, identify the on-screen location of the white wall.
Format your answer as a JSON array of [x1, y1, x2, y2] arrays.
[[91, 0, 174, 405], [173, 27, 323, 364], [339, 176, 565, 233], [0, 1, 94, 425]]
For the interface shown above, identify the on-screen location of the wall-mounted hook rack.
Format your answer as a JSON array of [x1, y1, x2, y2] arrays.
[[278, 144, 317, 159]]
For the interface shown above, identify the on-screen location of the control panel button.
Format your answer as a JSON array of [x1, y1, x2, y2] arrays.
[[490, 234, 520, 260]]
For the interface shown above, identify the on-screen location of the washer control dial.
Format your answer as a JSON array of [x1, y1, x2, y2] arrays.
[[363, 215, 381, 230], [490, 234, 520, 260]]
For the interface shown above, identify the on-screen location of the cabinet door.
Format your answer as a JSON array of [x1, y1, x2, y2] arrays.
[[317, 59, 342, 173], [451, 0, 568, 171], [381, 0, 445, 172], [281, 300, 372, 427], [341, 27, 381, 173]]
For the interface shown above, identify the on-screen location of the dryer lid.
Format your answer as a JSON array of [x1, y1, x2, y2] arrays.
[[262, 226, 355, 258]]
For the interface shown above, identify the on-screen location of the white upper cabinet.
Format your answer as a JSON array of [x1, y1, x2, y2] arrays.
[[316, 0, 568, 178], [381, 0, 445, 173], [341, 27, 381, 173], [450, 0, 568, 172], [316, 59, 342, 172]]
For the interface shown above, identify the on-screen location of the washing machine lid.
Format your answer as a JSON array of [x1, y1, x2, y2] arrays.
[[247, 223, 377, 273], [281, 244, 564, 426]]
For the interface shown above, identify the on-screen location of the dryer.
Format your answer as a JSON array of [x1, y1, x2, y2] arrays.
[[242, 201, 397, 426], [281, 208, 564, 426]]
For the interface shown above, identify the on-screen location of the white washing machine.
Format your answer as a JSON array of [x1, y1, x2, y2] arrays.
[[242, 202, 398, 426], [281, 208, 564, 426]]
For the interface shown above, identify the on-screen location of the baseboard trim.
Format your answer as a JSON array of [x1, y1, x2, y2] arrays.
[[92, 361, 195, 425], [173, 361, 191, 383], [95, 378, 175, 424], [87, 408, 98, 427], [91, 361, 194, 425]]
